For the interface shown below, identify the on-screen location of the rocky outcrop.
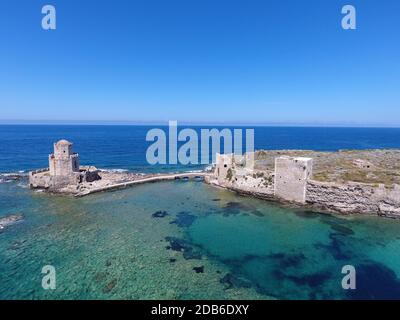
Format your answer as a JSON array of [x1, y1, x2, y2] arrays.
[[0, 173, 26, 183], [306, 180, 400, 218], [0, 214, 23, 231], [209, 151, 400, 218]]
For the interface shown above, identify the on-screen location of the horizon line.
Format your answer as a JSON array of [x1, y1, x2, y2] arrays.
[[1, 120, 400, 128]]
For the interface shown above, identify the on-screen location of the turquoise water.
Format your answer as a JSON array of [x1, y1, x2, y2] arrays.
[[1, 179, 400, 300], [2, 124, 400, 299]]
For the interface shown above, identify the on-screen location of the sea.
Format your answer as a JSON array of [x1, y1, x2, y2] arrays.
[[1, 125, 400, 299]]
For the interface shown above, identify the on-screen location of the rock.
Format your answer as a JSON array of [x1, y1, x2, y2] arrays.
[[0, 174, 24, 182], [183, 250, 202, 260], [84, 170, 102, 183], [152, 211, 168, 218], [165, 236, 202, 260], [165, 237, 187, 252], [8, 240, 26, 250], [0, 214, 23, 231], [170, 211, 196, 227], [193, 266, 204, 273], [220, 273, 252, 289]]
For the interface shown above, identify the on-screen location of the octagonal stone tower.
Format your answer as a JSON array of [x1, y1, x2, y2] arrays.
[[49, 140, 80, 176]]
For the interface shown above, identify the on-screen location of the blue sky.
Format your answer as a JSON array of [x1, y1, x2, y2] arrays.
[[0, 0, 399, 126]]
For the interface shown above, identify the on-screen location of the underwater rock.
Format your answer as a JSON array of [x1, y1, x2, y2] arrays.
[[319, 214, 355, 236], [8, 239, 27, 250], [0, 214, 24, 231], [224, 202, 247, 212], [294, 210, 320, 219], [183, 250, 202, 260], [165, 236, 202, 260], [223, 201, 263, 217], [329, 223, 354, 236], [348, 261, 400, 299], [165, 237, 187, 251], [152, 211, 168, 218], [269, 252, 306, 269], [220, 273, 252, 289], [321, 219, 355, 236], [286, 271, 331, 287], [170, 211, 197, 228], [314, 233, 352, 260], [193, 266, 204, 273]]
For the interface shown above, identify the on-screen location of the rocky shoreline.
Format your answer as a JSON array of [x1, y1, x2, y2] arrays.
[[0, 173, 27, 183], [206, 149, 400, 218], [10, 142, 400, 218]]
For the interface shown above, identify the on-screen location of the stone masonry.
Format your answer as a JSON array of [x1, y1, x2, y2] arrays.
[[208, 152, 400, 217], [274, 156, 313, 204], [29, 140, 100, 191]]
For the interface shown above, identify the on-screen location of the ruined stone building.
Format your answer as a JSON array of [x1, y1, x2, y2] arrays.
[[29, 140, 100, 191], [208, 152, 400, 218]]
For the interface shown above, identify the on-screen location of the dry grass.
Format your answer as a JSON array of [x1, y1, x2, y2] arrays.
[[253, 149, 400, 186]]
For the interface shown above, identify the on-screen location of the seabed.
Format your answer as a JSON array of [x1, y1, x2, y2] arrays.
[[2, 177, 400, 299]]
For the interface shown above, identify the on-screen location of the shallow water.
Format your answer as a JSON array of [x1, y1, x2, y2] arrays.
[[1, 180, 400, 299]]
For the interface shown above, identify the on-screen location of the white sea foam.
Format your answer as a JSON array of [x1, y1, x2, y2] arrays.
[[186, 170, 203, 173], [2, 172, 28, 177], [98, 168, 129, 173], [108, 169, 129, 173]]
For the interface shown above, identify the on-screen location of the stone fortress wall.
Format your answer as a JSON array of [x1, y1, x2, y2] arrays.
[[274, 156, 313, 203], [28, 140, 400, 218], [207, 152, 400, 218]]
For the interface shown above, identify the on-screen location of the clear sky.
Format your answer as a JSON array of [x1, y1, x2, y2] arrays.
[[0, 0, 399, 126]]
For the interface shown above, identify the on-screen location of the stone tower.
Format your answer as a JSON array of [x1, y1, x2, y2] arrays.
[[274, 156, 313, 204], [215, 153, 234, 184], [49, 140, 80, 176]]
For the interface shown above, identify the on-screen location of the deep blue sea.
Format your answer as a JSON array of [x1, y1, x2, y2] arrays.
[[1, 125, 400, 173], [2, 125, 400, 300]]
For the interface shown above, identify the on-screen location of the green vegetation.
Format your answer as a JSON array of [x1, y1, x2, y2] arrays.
[[226, 168, 233, 181]]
